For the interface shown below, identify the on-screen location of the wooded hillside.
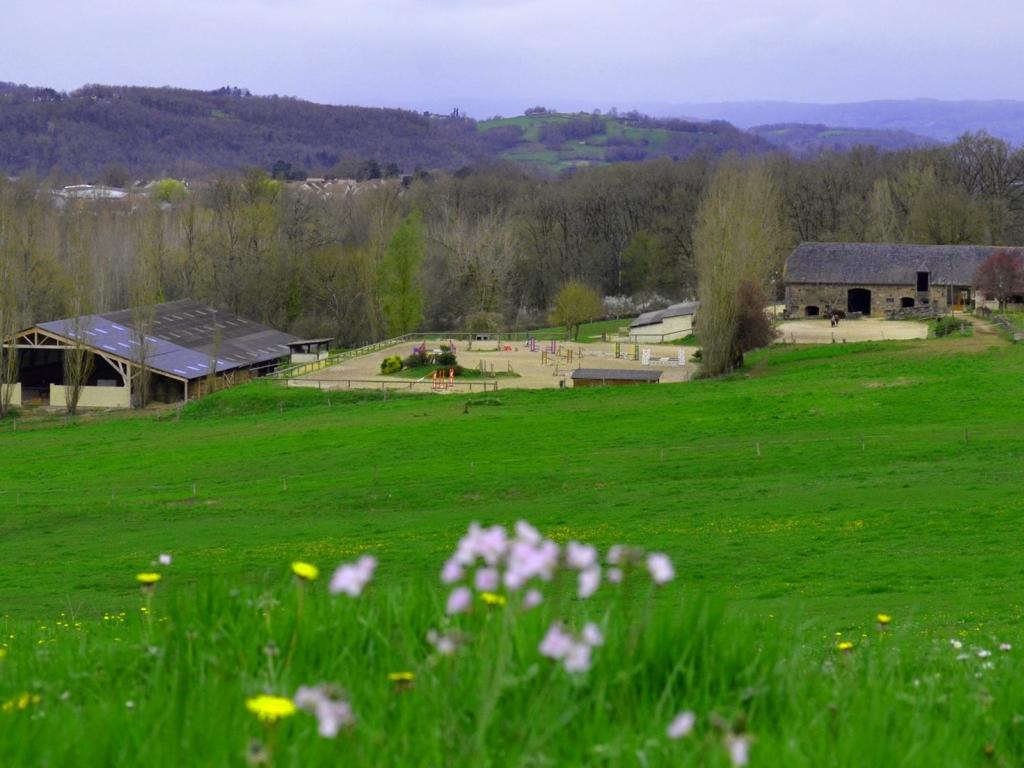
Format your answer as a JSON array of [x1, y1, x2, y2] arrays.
[[0, 84, 487, 178]]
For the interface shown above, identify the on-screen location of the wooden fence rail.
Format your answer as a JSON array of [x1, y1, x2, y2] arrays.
[[284, 377, 499, 393]]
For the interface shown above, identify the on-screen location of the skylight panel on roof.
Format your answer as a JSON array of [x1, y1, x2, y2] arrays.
[[111, 324, 125, 331]]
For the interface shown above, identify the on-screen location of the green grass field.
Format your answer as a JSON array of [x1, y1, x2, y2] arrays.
[[3, 331, 1024, 764], [515, 317, 631, 341]]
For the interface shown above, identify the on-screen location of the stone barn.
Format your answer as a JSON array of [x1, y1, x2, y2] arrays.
[[784, 243, 1023, 318]]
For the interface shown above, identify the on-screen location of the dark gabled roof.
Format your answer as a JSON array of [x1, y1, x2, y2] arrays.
[[37, 299, 298, 381], [785, 242, 1024, 286], [630, 301, 700, 329], [571, 368, 662, 382]]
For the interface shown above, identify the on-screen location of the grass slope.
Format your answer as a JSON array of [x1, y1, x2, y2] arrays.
[[2, 333, 1022, 629], [3, 333, 1024, 765]]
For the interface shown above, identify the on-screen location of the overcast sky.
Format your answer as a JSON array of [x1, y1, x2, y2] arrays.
[[5, 0, 1024, 116]]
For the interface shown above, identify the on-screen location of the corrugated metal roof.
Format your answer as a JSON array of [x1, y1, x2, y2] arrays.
[[571, 368, 662, 382], [785, 242, 1023, 286], [38, 300, 298, 381], [630, 301, 700, 329]]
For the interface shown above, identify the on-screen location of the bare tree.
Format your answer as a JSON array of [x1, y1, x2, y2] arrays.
[[0, 263, 20, 418], [62, 309, 94, 415], [974, 251, 1024, 310], [695, 159, 790, 376]]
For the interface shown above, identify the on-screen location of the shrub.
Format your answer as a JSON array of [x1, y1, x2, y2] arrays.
[[380, 355, 403, 375], [404, 350, 428, 369], [434, 351, 457, 367], [934, 317, 971, 337]]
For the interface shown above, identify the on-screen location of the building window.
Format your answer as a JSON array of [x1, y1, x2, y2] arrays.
[[885, 297, 895, 303], [917, 271, 930, 292]]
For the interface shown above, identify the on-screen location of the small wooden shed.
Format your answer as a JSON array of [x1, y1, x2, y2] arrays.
[[570, 368, 662, 387]]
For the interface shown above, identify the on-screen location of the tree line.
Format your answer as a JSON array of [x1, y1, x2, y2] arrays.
[[1, 132, 1023, 365]]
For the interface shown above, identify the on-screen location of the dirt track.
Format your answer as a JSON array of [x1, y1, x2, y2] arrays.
[[776, 319, 928, 344], [296, 338, 699, 391]]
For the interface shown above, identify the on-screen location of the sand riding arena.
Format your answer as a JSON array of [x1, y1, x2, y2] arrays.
[[288, 337, 698, 393]]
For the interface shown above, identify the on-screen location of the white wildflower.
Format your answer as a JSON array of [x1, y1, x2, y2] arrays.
[[726, 735, 750, 766], [666, 710, 695, 740], [646, 552, 675, 585]]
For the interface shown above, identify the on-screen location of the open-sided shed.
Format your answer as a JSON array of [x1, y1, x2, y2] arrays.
[[2, 299, 298, 408]]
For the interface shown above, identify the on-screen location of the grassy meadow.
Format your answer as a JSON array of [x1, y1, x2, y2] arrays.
[[2, 331, 1024, 765]]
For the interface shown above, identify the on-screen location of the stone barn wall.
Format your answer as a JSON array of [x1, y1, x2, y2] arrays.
[[786, 283, 958, 318]]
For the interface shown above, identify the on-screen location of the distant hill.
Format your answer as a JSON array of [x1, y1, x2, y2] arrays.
[[0, 83, 487, 178], [475, 112, 770, 173], [667, 100, 1024, 144], [749, 123, 938, 155], [0, 84, 971, 179], [0, 85, 776, 179]]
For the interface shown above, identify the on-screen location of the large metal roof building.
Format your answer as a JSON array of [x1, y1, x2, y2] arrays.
[[3, 300, 299, 409]]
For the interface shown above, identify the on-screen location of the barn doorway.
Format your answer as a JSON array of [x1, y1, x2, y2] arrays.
[[805, 305, 820, 317], [848, 288, 872, 315], [900, 297, 915, 308]]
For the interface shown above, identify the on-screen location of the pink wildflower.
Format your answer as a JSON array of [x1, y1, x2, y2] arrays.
[[446, 586, 472, 615], [563, 642, 592, 673], [441, 559, 463, 584], [474, 567, 499, 592], [566, 541, 598, 570], [329, 555, 377, 597], [294, 685, 355, 738], [578, 566, 601, 599], [581, 622, 603, 647], [522, 588, 543, 611], [539, 623, 574, 660]]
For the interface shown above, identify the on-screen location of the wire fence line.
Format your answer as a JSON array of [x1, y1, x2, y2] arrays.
[[1, 422, 1021, 505]]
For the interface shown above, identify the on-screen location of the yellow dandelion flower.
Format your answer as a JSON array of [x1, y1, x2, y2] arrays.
[[387, 671, 415, 683], [2, 693, 40, 713], [836, 641, 854, 652], [245, 694, 296, 723], [877, 613, 892, 625], [480, 592, 507, 607], [290, 561, 319, 581], [136, 573, 161, 586]]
